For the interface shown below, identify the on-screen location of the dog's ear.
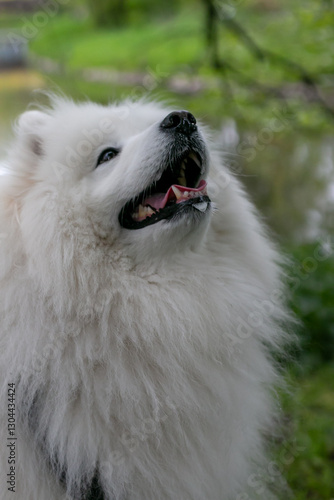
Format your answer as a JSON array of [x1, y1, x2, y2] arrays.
[[16, 110, 50, 157]]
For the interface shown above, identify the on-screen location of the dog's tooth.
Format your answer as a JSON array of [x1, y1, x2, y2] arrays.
[[146, 206, 154, 216], [184, 191, 189, 197], [193, 201, 208, 212], [189, 152, 201, 168], [172, 186, 183, 200], [138, 204, 147, 218]]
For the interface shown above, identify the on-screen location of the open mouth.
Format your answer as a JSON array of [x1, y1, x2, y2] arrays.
[[119, 151, 211, 229]]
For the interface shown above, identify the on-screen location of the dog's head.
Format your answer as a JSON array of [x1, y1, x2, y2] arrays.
[[10, 98, 213, 262]]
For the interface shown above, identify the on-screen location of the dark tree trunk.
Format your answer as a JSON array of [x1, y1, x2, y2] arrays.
[[202, 0, 220, 68], [88, 0, 127, 28]]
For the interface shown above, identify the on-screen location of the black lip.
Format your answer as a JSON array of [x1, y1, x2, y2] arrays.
[[119, 195, 211, 230]]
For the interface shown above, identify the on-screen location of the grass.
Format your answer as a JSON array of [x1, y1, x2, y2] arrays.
[[29, 7, 205, 74]]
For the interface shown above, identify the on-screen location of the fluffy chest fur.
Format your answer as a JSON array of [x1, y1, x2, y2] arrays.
[[2, 243, 282, 500]]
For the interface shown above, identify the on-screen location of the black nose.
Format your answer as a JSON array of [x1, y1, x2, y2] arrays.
[[160, 110, 197, 135]]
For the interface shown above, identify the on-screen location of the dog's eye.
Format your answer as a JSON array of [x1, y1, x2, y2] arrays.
[[96, 147, 120, 167]]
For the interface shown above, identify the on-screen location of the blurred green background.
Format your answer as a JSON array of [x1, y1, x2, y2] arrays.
[[0, 0, 333, 498]]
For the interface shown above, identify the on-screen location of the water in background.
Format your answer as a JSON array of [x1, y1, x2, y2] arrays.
[[217, 119, 334, 244], [0, 69, 333, 245]]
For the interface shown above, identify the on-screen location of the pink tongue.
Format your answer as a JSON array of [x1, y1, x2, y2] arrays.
[[144, 180, 207, 210]]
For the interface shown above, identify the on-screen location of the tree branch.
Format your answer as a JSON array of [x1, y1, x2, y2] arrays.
[[211, 3, 334, 118]]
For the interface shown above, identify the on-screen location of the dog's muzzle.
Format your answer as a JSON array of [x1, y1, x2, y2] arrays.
[[118, 110, 211, 230]]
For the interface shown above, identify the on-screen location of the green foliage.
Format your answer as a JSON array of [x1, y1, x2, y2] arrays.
[[279, 365, 334, 499], [27, 0, 334, 131], [287, 242, 334, 371]]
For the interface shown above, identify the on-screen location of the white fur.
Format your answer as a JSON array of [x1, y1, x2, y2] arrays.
[[0, 98, 290, 500]]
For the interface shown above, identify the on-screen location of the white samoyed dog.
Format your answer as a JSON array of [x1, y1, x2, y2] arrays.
[[0, 97, 290, 500]]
